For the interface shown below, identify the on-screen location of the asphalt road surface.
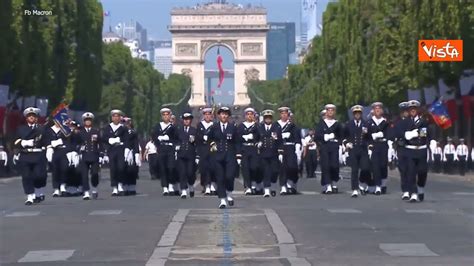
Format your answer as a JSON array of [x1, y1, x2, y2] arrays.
[[1, 164, 473, 266]]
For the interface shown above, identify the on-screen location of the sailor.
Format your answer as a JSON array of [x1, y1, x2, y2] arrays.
[[152, 107, 178, 195], [77, 112, 102, 199], [443, 137, 456, 174], [393, 101, 410, 199], [196, 107, 216, 195], [102, 109, 128, 196], [276, 107, 301, 195], [0, 146, 7, 177], [303, 129, 318, 178], [144, 138, 158, 180], [431, 141, 443, 173], [343, 105, 370, 197], [315, 104, 343, 194], [123, 117, 141, 195], [208, 106, 238, 208], [237, 107, 261, 195], [367, 102, 390, 195], [15, 107, 48, 205], [257, 109, 282, 197], [456, 138, 469, 176], [176, 112, 198, 198], [399, 100, 432, 202]]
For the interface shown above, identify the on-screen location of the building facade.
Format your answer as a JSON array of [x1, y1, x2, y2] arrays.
[[267, 22, 296, 80], [153, 41, 173, 78]]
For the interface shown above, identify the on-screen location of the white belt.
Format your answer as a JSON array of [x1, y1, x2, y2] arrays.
[[242, 143, 256, 146], [160, 143, 173, 146], [283, 142, 295, 145], [23, 148, 44, 153], [405, 145, 427, 150]]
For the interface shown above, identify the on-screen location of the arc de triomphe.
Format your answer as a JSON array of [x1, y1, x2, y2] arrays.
[[169, 2, 269, 106]]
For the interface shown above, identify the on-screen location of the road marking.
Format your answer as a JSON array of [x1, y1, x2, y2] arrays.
[[6, 211, 40, 217], [222, 208, 232, 265], [327, 208, 362, 214], [379, 243, 439, 257], [188, 213, 264, 218], [89, 210, 122, 215], [263, 209, 311, 266], [0, 176, 21, 184], [18, 250, 75, 263], [146, 209, 189, 266], [404, 209, 436, 213], [453, 192, 474, 196]]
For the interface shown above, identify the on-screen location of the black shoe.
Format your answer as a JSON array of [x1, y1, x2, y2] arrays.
[[190, 191, 195, 198], [174, 191, 180, 196], [374, 191, 381, 195], [33, 197, 41, 203], [228, 200, 234, 206], [181, 194, 187, 199], [332, 187, 338, 194], [251, 188, 256, 195], [92, 192, 98, 199], [271, 191, 276, 197], [381, 187, 387, 194], [163, 191, 169, 196], [360, 189, 367, 195], [219, 203, 226, 209], [418, 193, 424, 202], [118, 191, 125, 196], [288, 188, 297, 194], [25, 200, 33, 206]]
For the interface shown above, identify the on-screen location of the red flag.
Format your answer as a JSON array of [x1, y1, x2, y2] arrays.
[[429, 99, 452, 129], [217, 47, 225, 88]]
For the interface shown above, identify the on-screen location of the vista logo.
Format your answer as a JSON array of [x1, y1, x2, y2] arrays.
[[418, 40, 463, 62]]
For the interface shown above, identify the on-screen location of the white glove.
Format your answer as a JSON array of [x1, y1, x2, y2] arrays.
[[278, 154, 283, 163], [108, 137, 120, 145], [297, 155, 301, 166], [99, 157, 104, 165], [51, 138, 63, 148], [103, 155, 109, 164], [135, 153, 142, 167], [73, 152, 80, 167], [21, 139, 35, 148], [237, 158, 241, 166], [257, 142, 262, 149], [174, 151, 178, 160], [371, 132, 384, 139], [243, 134, 254, 141], [46, 147, 54, 163], [158, 135, 170, 141], [346, 142, 353, 149], [368, 149, 373, 159], [203, 135, 208, 141], [195, 158, 200, 165], [13, 154, 20, 165], [404, 129, 418, 140], [324, 133, 335, 141], [66, 152, 79, 167], [175, 145, 181, 151], [282, 132, 291, 139], [124, 148, 134, 165]]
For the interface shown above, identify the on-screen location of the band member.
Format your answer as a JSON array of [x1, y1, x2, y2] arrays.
[[208, 106, 238, 208], [77, 112, 102, 200], [456, 138, 469, 176], [196, 107, 215, 195], [316, 104, 343, 194], [399, 100, 432, 202], [367, 102, 390, 195], [276, 107, 301, 195], [144, 138, 158, 180], [393, 101, 410, 199], [123, 117, 141, 195], [257, 110, 282, 197], [443, 137, 456, 174], [303, 129, 318, 178], [102, 109, 128, 196], [0, 146, 7, 177], [66, 121, 82, 196], [176, 112, 197, 198], [152, 108, 178, 195], [237, 107, 261, 195], [344, 105, 370, 197], [431, 141, 443, 173], [15, 107, 48, 205]]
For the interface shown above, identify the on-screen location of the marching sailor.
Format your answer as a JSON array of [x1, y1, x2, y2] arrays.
[[316, 104, 343, 194], [176, 112, 198, 198], [208, 106, 238, 208], [431, 141, 443, 173], [152, 108, 178, 195], [102, 109, 127, 196], [367, 102, 390, 195], [237, 107, 261, 195], [15, 107, 48, 205], [276, 107, 301, 195], [399, 100, 432, 202], [343, 105, 370, 197], [196, 107, 216, 195], [456, 138, 469, 176], [77, 112, 102, 199], [123, 117, 141, 195], [443, 137, 456, 174], [393, 101, 410, 199], [144, 138, 158, 180], [302, 129, 318, 178]]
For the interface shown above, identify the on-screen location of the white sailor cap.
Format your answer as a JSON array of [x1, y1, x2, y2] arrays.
[[371, 102, 384, 108], [351, 105, 363, 113], [278, 106, 290, 113], [217, 106, 231, 114], [459, 138, 465, 142], [23, 107, 39, 117], [201, 107, 213, 114], [110, 109, 123, 116], [407, 100, 420, 108], [447, 136, 452, 142], [244, 107, 256, 114], [122, 116, 132, 123], [82, 112, 95, 120], [398, 102, 409, 109], [320, 109, 327, 116], [324, 104, 336, 110], [181, 112, 193, 119], [261, 109, 274, 117], [160, 108, 172, 114]]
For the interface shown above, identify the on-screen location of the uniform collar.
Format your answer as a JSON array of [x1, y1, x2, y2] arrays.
[[243, 121, 255, 128], [372, 116, 385, 125], [110, 122, 122, 131], [277, 119, 289, 128], [324, 118, 336, 127]]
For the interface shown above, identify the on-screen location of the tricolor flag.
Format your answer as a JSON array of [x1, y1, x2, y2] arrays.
[[428, 99, 452, 129], [217, 47, 225, 88], [51, 103, 72, 136]]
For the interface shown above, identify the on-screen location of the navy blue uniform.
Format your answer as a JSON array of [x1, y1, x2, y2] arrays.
[[44, 126, 74, 190], [276, 120, 301, 189], [152, 122, 178, 189], [315, 119, 343, 187], [102, 124, 128, 188], [367, 118, 390, 188], [196, 121, 214, 190], [344, 119, 370, 190], [124, 128, 140, 188], [257, 122, 282, 188], [16, 124, 48, 195], [77, 127, 102, 191], [208, 122, 239, 199], [176, 125, 197, 190], [237, 122, 260, 190], [393, 117, 409, 192]]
